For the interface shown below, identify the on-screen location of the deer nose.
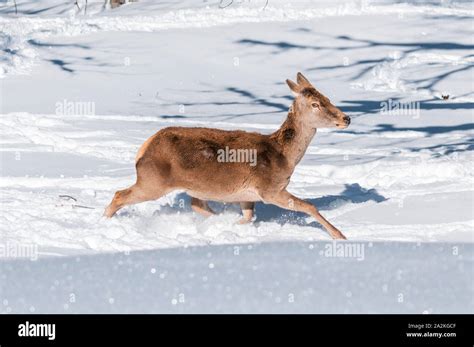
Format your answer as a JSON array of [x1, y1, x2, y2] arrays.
[[343, 116, 351, 125]]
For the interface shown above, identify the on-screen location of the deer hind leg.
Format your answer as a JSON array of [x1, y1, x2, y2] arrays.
[[104, 183, 164, 218], [237, 202, 255, 224], [191, 197, 215, 217], [263, 190, 346, 240]]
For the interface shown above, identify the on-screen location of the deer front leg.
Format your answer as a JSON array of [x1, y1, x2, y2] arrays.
[[237, 202, 255, 224], [264, 190, 347, 240], [191, 197, 215, 217], [104, 183, 164, 218]]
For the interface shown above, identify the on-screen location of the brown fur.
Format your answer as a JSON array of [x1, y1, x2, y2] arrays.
[[104, 73, 351, 239]]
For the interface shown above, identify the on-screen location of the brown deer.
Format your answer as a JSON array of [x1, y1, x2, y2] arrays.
[[104, 73, 350, 239]]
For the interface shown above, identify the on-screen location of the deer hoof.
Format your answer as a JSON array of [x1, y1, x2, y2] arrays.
[[237, 218, 252, 225]]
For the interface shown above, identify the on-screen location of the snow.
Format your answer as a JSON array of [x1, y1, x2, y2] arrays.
[[1, 241, 473, 313], [0, 0, 473, 313]]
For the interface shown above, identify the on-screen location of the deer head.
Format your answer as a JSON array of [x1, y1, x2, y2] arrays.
[[286, 72, 350, 129]]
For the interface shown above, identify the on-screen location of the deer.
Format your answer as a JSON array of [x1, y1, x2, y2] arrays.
[[104, 73, 351, 239]]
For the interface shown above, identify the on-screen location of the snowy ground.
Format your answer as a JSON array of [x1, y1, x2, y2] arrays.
[[1, 241, 473, 313], [0, 0, 473, 313]]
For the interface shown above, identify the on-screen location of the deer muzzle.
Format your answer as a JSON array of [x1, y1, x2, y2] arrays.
[[336, 115, 351, 129]]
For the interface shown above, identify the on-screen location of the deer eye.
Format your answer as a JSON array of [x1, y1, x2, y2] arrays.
[[311, 102, 320, 109]]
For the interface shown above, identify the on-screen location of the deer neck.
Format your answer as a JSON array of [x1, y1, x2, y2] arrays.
[[271, 103, 317, 169]]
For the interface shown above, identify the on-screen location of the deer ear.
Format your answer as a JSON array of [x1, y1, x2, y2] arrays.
[[296, 72, 312, 88], [286, 79, 300, 95]]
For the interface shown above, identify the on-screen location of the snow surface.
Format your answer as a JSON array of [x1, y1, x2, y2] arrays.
[[1, 241, 473, 313], [0, 0, 473, 313]]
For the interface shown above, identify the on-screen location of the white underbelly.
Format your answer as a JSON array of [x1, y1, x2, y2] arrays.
[[186, 189, 261, 203]]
